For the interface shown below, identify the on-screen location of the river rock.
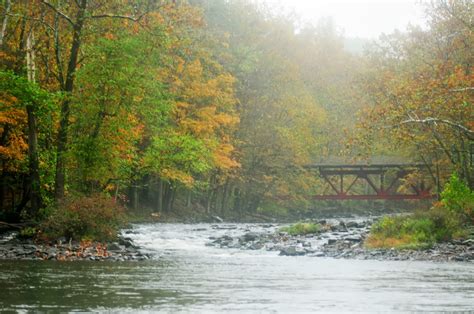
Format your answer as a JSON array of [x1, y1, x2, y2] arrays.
[[462, 239, 474, 245], [344, 235, 362, 242], [107, 243, 123, 251], [211, 225, 237, 230], [119, 237, 137, 248], [241, 232, 259, 242], [279, 246, 306, 256], [327, 239, 337, 245]]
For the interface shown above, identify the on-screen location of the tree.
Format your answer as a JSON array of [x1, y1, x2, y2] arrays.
[[357, 0, 473, 190]]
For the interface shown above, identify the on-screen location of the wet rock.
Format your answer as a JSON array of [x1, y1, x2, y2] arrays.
[[345, 221, 360, 229], [107, 243, 123, 251], [242, 232, 259, 242], [331, 221, 348, 232], [327, 239, 337, 245], [279, 246, 306, 256], [344, 235, 362, 242], [211, 225, 237, 230], [462, 239, 474, 245], [248, 242, 264, 250], [118, 237, 137, 248]]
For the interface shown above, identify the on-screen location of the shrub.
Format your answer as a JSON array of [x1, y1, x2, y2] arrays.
[[19, 226, 37, 239], [280, 222, 321, 235], [441, 173, 474, 224], [38, 194, 127, 242], [366, 208, 466, 249]]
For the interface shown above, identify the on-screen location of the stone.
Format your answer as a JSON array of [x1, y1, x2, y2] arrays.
[[279, 246, 306, 256], [119, 237, 137, 248], [344, 235, 362, 242], [462, 239, 474, 245], [107, 243, 123, 251], [248, 242, 264, 250], [345, 221, 360, 228], [211, 225, 237, 230], [242, 232, 259, 242]]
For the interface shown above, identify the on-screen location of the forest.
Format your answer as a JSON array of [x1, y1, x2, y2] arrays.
[[0, 0, 472, 230]]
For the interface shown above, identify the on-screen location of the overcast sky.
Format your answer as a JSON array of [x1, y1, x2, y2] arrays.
[[260, 0, 427, 38]]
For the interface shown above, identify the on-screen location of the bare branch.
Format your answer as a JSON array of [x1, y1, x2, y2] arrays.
[[450, 87, 474, 92], [87, 12, 147, 22], [41, 1, 75, 26], [398, 117, 474, 140]]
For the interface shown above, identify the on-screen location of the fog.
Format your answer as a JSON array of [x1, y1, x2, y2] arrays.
[[260, 0, 426, 38]]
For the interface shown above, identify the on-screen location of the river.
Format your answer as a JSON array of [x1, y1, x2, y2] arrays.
[[1, 223, 473, 312]]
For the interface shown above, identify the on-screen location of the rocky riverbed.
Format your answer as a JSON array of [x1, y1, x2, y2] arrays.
[[206, 220, 474, 262], [0, 231, 150, 261]]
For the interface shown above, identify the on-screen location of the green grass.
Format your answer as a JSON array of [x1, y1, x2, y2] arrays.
[[365, 207, 468, 249], [279, 222, 321, 236]]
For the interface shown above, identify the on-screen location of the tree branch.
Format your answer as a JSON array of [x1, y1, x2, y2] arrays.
[[87, 12, 147, 22], [398, 117, 474, 140], [450, 87, 474, 92], [41, 1, 75, 26]]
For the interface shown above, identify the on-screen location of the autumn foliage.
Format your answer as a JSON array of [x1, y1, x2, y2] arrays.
[[0, 0, 472, 226]]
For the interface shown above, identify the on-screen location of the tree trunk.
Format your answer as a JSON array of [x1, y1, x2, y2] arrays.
[[186, 189, 192, 208], [156, 178, 163, 212], [54, 0, 88, 200], [0, 0, 10, 47], [132, 184, 139, 210], [26, 31, 41, 214], [220, 180, 230, 215]]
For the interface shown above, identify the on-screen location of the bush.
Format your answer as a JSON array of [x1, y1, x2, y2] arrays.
[[280, 222, 321, 235], [366, 208, 466, 249], [38, 194, 127, 242], [441, 173, 474, 224]]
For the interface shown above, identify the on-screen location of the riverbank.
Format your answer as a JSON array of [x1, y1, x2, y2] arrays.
[[2, 219, 473, 262], [0, 231, 150, 261], [206, 220, 474, 262]]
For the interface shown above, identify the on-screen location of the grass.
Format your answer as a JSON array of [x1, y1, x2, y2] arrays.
[[365, 207, 468, 250], [279, 222, 321, 236]]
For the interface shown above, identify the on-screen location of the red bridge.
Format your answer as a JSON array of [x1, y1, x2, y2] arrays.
[[306, 163, 435, 200]]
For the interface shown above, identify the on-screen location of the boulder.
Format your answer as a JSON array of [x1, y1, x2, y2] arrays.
[[327, 239, 337, 245], [344, 235, 362, 242], [279, 246, 306, 256], [242, 232, 259, 242], [107, 243, 123, 251]]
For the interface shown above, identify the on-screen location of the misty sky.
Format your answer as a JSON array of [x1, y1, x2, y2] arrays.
[[261, 0, 426, 38]]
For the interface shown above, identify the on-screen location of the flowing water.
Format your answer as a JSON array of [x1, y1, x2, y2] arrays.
[[1, 223, 473, 313]]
